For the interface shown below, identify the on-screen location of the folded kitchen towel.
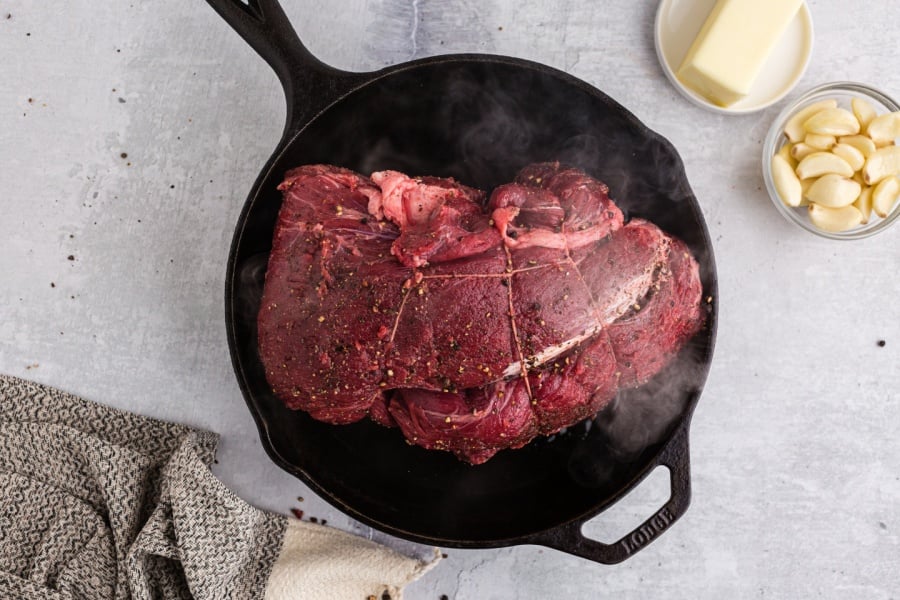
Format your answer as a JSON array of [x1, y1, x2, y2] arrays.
[[0, 374, 438, 599]]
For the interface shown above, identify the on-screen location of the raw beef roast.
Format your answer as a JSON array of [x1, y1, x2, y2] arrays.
[[258, 163, 704, 463]]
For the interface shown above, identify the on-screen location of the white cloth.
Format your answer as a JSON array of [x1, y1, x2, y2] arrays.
[[267, 521, 439, 600]]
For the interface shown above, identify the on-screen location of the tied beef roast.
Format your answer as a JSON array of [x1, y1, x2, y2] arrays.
[[258, 162, 704, 464]]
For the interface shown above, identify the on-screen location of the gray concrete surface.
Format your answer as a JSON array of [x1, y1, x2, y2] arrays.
[[2, 0, 899, 598]]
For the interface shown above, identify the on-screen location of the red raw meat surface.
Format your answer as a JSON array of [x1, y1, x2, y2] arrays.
[[257, 163, 704, 463]]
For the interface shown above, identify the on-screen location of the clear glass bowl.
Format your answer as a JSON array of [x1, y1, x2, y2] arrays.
[[762, 82, 900, 240]]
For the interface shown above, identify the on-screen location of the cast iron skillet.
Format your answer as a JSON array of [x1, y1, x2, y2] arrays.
[[207, 0, 717, 564]]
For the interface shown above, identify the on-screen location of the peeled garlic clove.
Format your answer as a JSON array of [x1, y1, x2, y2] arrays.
[[777, 143, 797, 169], [799, 178, 814, 205], [839, 135, 877, 158], [791, 143, 817, 161], [803, 108, 861, 136], [851, 98, 878, 132], [804, 133, 836, 150], [808, 203, 863, 232], [872, 176, 900, 218], [866, 111, 900, 146], [862, 146, 900, 185], [796, 152, 855, 179], [785, 99, 838, 143], [805, 174, 861, 208], [854, 186, 873, 224], [771, 154, 803, 207], [831, 143, 866, 172]]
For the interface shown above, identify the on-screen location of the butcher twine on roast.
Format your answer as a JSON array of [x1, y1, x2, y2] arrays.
[[257, 162, 704, 463]]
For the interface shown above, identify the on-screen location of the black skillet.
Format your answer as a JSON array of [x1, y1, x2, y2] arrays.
[[206, 0, 717, 564]]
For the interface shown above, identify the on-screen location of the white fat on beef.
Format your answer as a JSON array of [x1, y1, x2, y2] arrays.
[[371, 170, 448, 227], [502, 234, 668, 379]]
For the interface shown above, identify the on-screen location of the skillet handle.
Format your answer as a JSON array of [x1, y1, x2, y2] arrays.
[[533, 422, 692, 564], [205, 0, 363, 133]]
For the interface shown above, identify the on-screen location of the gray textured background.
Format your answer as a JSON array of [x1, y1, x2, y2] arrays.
[[2, 0, 899, 598]]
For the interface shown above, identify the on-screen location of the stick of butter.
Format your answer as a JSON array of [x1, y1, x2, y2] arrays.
[[676, 0, 804, 107]]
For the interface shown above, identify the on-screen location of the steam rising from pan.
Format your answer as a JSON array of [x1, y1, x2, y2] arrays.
[[565, 333, 711, 488], [342, 65, 660, 191]]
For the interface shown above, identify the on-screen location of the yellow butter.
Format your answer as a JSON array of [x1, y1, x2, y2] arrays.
[[676, 0, 803, 107]]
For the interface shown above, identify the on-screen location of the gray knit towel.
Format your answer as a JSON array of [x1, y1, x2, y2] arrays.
[[0, 374, 438, 599]]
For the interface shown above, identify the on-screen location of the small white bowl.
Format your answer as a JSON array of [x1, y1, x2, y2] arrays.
[[655, 0, 814, 115]]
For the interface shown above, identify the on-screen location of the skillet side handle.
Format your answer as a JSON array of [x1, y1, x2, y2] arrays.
[[205, 0, 360, 133], [534, 422, 692, 565]]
